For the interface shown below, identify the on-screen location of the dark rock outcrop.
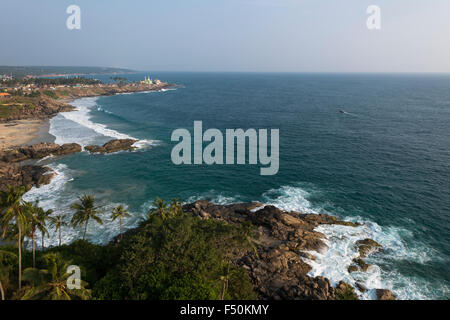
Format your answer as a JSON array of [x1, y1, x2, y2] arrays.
[[85, 139, 137, 154], [183, 200, 366, 300], [0, 161, 54, 191], [0, 142, 81, 163], [348, 257, 372, 273], [376, 289, 396, 300], [355, 282, 368, 293], [0, 142, 82, 192], [347, 239, 382, 274], [356, 238, 382, 258]]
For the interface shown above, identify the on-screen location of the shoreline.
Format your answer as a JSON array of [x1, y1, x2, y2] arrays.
[[0, 82, 176, 151], [27, 118, 55, 145], [0, 119, 52, 150]]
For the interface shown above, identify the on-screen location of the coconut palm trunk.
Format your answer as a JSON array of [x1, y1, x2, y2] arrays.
[[18, 222, 22, 289], [32, 231, 36, 268], [59, 227, 62, 246], [83, 220, 88, 240], [0, 280, 4, 300], [41, 232, 44, 249], [120, 217, 123, 240]]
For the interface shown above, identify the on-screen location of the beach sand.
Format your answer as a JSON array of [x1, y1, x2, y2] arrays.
[[0, 119, 54, 150]]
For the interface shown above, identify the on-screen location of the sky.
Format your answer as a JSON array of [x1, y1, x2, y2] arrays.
[[0, 0, 449, 73]]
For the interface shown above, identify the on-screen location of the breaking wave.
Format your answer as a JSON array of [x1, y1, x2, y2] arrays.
[[49, 97, 158, 149], [260, 185, 448, 300]]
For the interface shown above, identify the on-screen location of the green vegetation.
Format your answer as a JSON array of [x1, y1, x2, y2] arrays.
[[0, 188, 258, 300], [111, 205, 130, 241], [49, 215, 67, 246], [6, 90, 41, 98], [70, 195, 103, 240], [0, 97, 38, 120], [0, 105, 14, 119], [94, 199, 257, 300], [21, 253, 91, 300], [43, 90, 58, 99], [335, 285, 359, 300], [0, 186, 28, 290]]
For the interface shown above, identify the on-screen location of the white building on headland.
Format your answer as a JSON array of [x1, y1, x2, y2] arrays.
[[141, 76, 153, 85]]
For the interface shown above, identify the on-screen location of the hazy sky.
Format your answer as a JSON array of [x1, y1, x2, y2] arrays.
[[1, 0, 449, 72]]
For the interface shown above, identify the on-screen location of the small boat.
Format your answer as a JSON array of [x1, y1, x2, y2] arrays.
[[4, 122, 18, 127], [339, 110, 346, 114]]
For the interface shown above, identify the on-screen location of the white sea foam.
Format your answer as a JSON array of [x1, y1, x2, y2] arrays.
[[49, 97, 158, 149], [186, 191, 239, 205], [97, 106, 113, 114], [22, 163, 146, 246], [137, 88, 176, 94], [260, 185, 446, 300], [22, 163, 76, 247], [114, 92, 133, 95], [23, 163, 72, 207], [262, 186, 316, 214]]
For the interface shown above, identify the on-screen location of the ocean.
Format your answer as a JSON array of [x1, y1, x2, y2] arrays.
[[23, 72, 450, 300]]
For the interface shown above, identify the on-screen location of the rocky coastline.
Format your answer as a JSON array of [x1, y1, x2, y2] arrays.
[[0, 80, 175, 190], [0, 97, 75, 123], [0, 140, 396, 299], [0, 139, 142, 191], [182, 200, 394, 300], [0, 82, 175, 124], [85, 139, 137, 154], [0, 81, 396, 300]]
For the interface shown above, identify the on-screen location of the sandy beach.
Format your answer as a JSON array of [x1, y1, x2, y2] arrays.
[[0, 119, 52, 150]]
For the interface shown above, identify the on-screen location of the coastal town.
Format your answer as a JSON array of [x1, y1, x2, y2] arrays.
[[0, 74, 165, 99], [0, 74, 173, 151]]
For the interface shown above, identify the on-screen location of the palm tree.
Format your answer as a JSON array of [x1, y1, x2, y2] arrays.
[[21, 253, 91, 300], [169, 198, 183, 217], [0, 186, 29, 289], [147, 197, 168, 219], [0, 250, 17, 300], [70, 195, 103, 240], [36, 206, 52, 249], [111, 204, 130, 241], [49, 214, 68, 246], [24, 201, 39, 268]]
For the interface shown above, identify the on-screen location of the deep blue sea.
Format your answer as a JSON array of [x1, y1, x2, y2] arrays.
[[24, 72, 450, 299]]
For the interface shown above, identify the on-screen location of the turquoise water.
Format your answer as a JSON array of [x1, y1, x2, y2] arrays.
[[24, 73, 450, 299]]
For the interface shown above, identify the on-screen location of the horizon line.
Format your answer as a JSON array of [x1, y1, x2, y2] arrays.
[[2, 66, 450, 75]]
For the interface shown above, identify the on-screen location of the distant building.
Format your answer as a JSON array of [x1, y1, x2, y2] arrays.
[[0, 74, 13, 81], [140, 76, 153, 85]]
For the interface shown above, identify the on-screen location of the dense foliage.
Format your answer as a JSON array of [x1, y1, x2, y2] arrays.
[[0, 188, 257, 300], [94, 210, 257, 300]]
